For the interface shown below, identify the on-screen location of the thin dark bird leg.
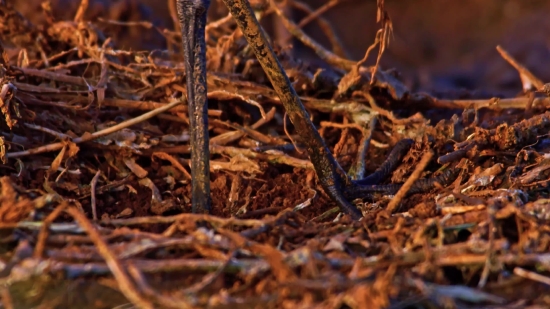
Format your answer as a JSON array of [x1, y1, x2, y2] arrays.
[[221, 0, 362, 219], [177, 0, 449, 219], [345, 167, 461, 200], [354, 139, 413, 185], [176, 0, 211, 214]]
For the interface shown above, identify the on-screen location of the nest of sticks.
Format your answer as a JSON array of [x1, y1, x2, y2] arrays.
[[1, 1, 550, 308]]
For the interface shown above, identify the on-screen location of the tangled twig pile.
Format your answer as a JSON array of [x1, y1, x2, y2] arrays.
[[1, 1, 550, 308]]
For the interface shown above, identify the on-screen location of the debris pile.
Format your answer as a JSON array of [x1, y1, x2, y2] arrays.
[[0, 1, 550, 308]]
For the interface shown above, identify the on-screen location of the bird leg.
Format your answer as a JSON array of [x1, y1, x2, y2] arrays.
[[177, 0, 458, 219], [176, 0, 211, 214], [220, 0, 363, 219]]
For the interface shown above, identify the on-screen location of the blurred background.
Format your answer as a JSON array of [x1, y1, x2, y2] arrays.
[[7, 0, 550, 96]]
